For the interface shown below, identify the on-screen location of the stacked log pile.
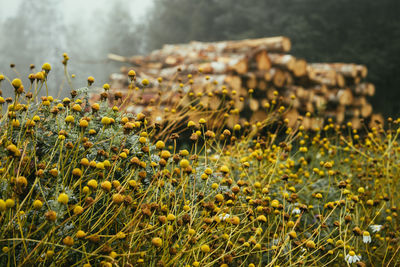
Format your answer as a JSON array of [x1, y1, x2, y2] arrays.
[[107, 36, 383, 130]]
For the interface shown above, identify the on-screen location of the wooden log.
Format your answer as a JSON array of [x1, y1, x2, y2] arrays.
[[336, 74, 345, 88], [250, 110, 269, 123], [288, 86, 313, 101], [360, 103, 373, 118], [309, 63, 358, 78], [243, 72, 258, 89], [355, 65, 368, 78], [352, 96, 367, 107], [344, 107, 361, 118], [252, 50, 271, 71], [283, 109, 299, 128], [284, 72, 294, 86], [233, 98, 245, 112], [258, 79, 268, 91], [308, 71, 339, 87], [268, 54, 296, 71], [326, 89, 353, 106], [292, 58, 307, 77], [311, 85, 329, 96], [193, 75, 242, 92], [302, 117, 324, 130], [324, 105, 345, 124], [369, 113, 384, 129], [312, 94, 328, 111], [159, 36, 291, 57], [353, 83, 375, 96], [336, 105, 346, 124], [226, 113, 240, 129], [221, 36, 291, 53], [200, 95, 222, 110], [248, 98, 260, 112], [269, 68, 286, 88], [156, 55, 249, 76], [350, 116, 362, 129]]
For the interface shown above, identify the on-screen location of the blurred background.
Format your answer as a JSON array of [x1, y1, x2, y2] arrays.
[[0, 0, 399, 116]]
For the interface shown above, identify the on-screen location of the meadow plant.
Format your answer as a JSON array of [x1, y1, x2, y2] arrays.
[[0, 56, 399, 266]]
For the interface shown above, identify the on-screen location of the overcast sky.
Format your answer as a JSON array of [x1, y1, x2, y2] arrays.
[[0, 0, 154, 23], [0, 0, 155, 95]]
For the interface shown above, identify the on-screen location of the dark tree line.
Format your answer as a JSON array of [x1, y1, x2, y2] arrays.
[[145, 0, 400, 116]]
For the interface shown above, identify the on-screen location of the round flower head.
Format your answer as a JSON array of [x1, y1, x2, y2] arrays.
[[11, 78, 22, 89], [345, 251, 361, 264], [292, 207, 301, 214], [370, 224, 382, 233], [141, 79, 149, 86], [362, 231, 371, 243], [87, 76, 95, 85], [42, 63, 51, 73]]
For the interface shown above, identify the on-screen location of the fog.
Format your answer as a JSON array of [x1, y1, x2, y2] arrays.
[[1, 0, 399, 116], [0, 0, 153, 96]]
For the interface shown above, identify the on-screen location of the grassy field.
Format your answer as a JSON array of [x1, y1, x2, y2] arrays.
[[0, 58, 399, 266]]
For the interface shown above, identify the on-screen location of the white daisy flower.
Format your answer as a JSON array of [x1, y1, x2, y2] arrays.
[[292, 207, 301, 214], [370, 224, 383, 233], [219, 213, 230, 221], [345, 251, 361, 264], [362, 231, 371, 243]]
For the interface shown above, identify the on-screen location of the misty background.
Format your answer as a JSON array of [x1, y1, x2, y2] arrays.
[[0, 0, 399, 116]]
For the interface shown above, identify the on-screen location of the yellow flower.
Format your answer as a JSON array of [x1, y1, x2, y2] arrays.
[[73, 205, 84, 215], [65, 115, 74, 123], [63, 236, 74, 246], [180, 159, 190, 168], [152, 237, 162, 247], [167, 214, 176, 221], [289, 230, 297, 239], [87, 76, 95, 85], [57, 193, 69, 205], [215, 194, 224, 202], [112, 193, 124, 204], [42, 63, 51, 72], [87, 179, 98, 189], [72, 104, 82, 112], [141, 79, 149, 86], [257, 215, 267, 222], [76, 230, 87, 238], [72, 168, 82, 177], [161, 150, 171, 159], [92, 103, 100, 111], [200, 244, 210, 253], [11, 78, 22, 89], [155, 140, 165, 149], [0, 199, 6, 211], [101, 117, 111, 125], [116, 232, 126, 239], [96, 162, 105, 170], [101, 181, 112, 192], [5, 199, 15, 209], [306, 240, 316, 249], [33, 200, 43, 209], [220, 165, 229, 173], [128, 70, 136, 77]]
